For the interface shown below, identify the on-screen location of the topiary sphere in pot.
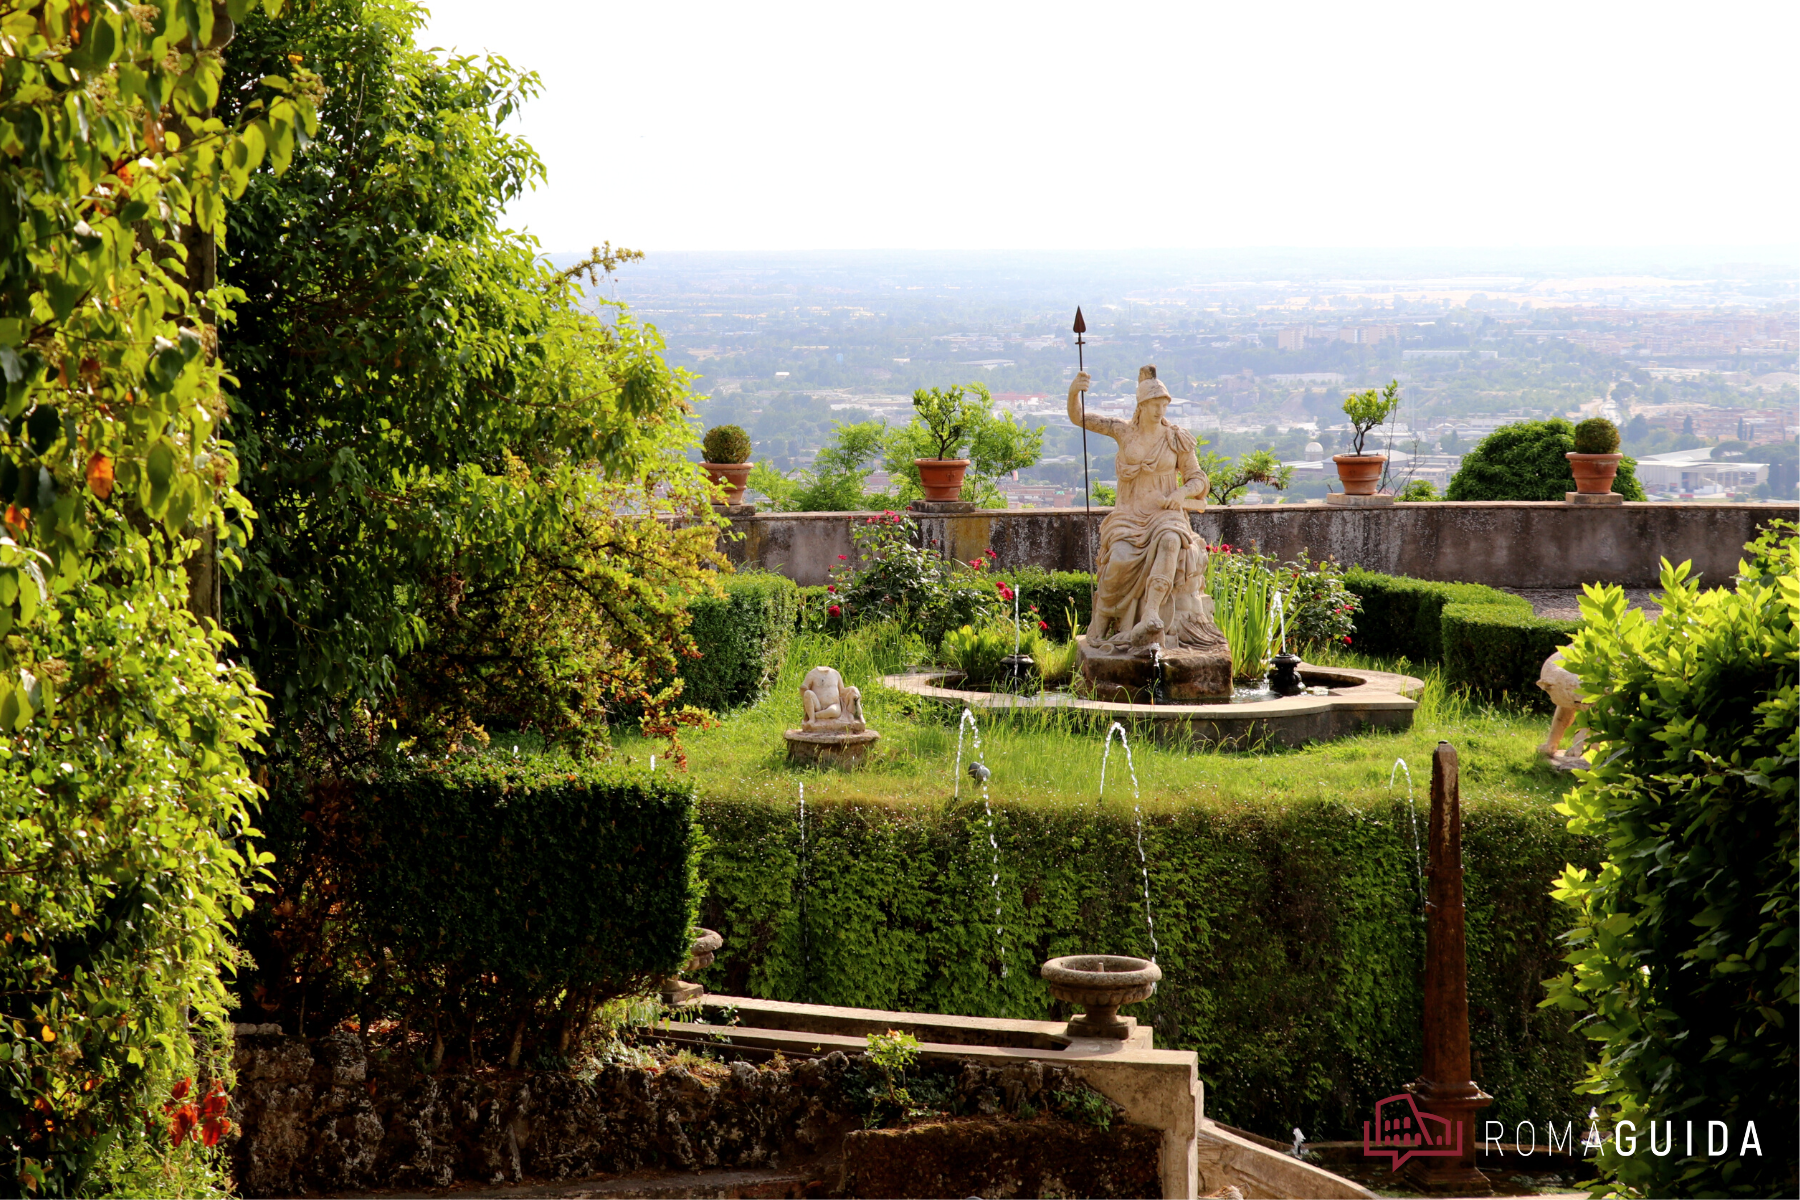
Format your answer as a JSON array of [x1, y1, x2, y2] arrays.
[[702, 424, 753, 465], [1572, 418, 1620, 455]]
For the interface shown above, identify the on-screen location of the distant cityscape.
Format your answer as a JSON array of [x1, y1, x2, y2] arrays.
[[588, 251, 1800, 505]]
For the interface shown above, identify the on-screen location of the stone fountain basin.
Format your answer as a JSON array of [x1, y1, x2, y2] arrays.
[[882, 663, 1423, 750], [1041, 954, 1162, 1009]]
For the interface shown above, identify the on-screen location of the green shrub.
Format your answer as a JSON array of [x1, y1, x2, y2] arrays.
[[1571, 417, 1620, 455], [1446, 418, 1645, 501], [1439, 602, 1579, 708], [695, 794, 1596, 1140], [1545, 525, 1797, 1198], [682, 573, 800, 712], [252, 753, 702, 1066], [999, 569, 1095, 641], [941, 624, 1013, 684], [1342, 570, 1526, 660], [1342, 570, 1575, 706], [829, 511, 1001, 644], [703, 424, 753, 464]]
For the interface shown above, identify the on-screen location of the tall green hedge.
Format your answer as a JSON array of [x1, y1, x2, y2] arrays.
[[1000, 569, 1096, 641], [246, 754, 703, 1065], [682, 573, 800, 712], [1344, 569, 1577, 707], [694, 795, 1596, 1140]]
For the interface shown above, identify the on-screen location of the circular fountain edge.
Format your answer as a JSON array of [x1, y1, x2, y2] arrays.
[[880, 665, 1424, 750]]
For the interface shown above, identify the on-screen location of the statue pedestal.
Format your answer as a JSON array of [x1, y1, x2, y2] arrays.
[[1077, 637, 1233, 703], [785, 727, 880, 768], [1564, 491, 1623, 505]]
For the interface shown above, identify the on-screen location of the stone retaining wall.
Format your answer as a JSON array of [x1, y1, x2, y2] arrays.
[[721, 502, 1787, 588]]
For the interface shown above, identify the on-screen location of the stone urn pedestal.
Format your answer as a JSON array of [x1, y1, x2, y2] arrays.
[[1041, 954, 1162, 1040], [1077, 637, 1232, 703], [784, 725, 880, 768], [659, 928, 723, 1006]]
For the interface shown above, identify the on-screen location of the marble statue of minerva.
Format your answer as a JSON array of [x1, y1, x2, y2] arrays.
[[800, 666, 863, 732], [1069, 367, 1227, 651]]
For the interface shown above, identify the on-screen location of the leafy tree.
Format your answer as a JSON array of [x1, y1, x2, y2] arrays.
[[215, 0, 712, 757], [1341, 380, 1401, 456], [0, 1, 316, 1191], [1200, 447, 1293, 505], [1445, 419, 1645, 501], [1545, 524, 1797, 1198], [1395, 479, 1439, 502], [749, 420, 897, 512]]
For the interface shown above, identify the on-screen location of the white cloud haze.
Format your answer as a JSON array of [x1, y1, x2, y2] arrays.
[[417, 0, 1799, 254]]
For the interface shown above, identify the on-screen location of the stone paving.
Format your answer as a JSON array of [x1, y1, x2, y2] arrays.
[[1500, 588, 1663, 622]]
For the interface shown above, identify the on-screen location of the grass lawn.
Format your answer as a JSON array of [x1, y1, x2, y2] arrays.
[[614, 625, 1572, 815]]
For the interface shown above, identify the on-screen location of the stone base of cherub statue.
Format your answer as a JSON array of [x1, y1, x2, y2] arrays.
[[1536, 650, 1591, 771], [785, 665, 880, 768]]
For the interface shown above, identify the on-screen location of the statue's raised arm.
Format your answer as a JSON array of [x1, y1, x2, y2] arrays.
[[1067, 372, 1128, 439]]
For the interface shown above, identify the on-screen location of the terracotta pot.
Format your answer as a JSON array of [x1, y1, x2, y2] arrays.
[[1566, 451, 1622, 495], [914, 458, 970, 502], [1332, 454, 1387, 496], [702, 462, 752, 505]]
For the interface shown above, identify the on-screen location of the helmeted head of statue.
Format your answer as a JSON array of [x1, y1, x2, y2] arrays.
[[1135, 365, 1171, 422]]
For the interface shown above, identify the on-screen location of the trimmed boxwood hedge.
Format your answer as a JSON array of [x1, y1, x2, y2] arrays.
[[693, 795, 1597, 1141], [345, 754, 703, 1056], [1344, 568, 1577, 708], [681, 572, 800, 712]]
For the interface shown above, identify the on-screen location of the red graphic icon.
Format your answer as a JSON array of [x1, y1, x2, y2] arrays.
[[1363, 1093, 1463, 1169]]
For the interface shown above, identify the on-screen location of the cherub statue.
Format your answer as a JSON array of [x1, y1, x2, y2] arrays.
[[800, 666, 863, 731]]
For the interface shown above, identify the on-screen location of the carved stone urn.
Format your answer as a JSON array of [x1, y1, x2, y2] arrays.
[[1041, 954, 1161, 1039], [659, 928, 723, 1006]]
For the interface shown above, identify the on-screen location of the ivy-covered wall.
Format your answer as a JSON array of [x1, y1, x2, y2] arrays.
[[693, 795, 1597, 1141]]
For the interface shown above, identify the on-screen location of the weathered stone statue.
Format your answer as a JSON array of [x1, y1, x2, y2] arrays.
[[800, 666, 863, 731], [1535, 649, 1591, 769], [785, 666, 879, 767], [1069, 367, 1232, 701]]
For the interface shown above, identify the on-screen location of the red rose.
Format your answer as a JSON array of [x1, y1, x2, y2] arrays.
[[837, 554, 849, 560], [828, 604, 842, 617], [826, 585, 836, 593], [1038, 620, 1049, 632]]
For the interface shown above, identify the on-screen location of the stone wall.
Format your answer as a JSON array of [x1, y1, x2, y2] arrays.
[[227, 1026, 1156, 1198], [721, 503, 1787, 588]]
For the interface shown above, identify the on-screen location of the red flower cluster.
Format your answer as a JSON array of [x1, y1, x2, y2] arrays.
[[996, 582, 1015, 602], [1205, 543, 1237, 554], [1038, 620, 1050, 632], [164, 1078, 231, 1148], [828, 604, 842, 617]]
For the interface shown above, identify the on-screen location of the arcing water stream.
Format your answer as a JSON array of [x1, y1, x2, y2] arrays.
[[1101, 722, 1159, 963]]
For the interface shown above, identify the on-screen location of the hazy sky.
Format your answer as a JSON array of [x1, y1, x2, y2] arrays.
[[417, 0, 1797, 254]]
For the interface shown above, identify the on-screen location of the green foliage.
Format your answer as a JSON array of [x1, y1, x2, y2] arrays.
[[1091, 481, 1117, 505], [1053, 1087, 1117, 1131], [865, 1028, 921, 1074], [1543, 525, 1798, 1199], [1199, 448, 1295, 505], [217, 0, 713, 754], [940, 624, 1013, 685], [829, 511, 1001, 644], [907, 381, 991, 462], [1439, 602, 1579, 707], [997, 570, 1094, 642], [694, 794, 1595, 1140], [250, 751, 703, 1065], [1, 1, 316, 1190], [680, 573, 799, 713], [391, 462, 729, 755], [1396, 479, 1439, 502], [1342, 380, 1402, 456], [1446, 419, 1645, 501], [1205, 548, 1282, 680], [750, 421, 897, 512], [887, 384, 1043, 506], [1571, 417, 1620, 455], [702, 424, 752, 464], [1342, 569, 1573, 707]]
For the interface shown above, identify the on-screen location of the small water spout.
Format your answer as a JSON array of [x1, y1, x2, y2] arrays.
[[954, 707, 1007, 975], [797, 782, 809, 995], [1100, 722, 1159, 963], [1389, 758, 1422, 887], [1271, 590, 1287, 656]]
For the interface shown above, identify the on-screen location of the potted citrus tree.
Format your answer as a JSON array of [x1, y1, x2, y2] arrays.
[[1567, 417, 1624, 495], [909, 382, 987, 500], [701, 424, 754, 506], [1334, 380, 1401, 495]]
